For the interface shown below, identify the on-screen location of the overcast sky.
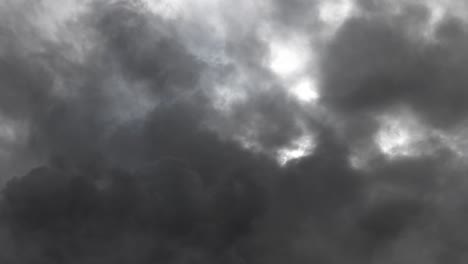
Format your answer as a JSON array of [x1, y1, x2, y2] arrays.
[[1, 0, 468, 263]]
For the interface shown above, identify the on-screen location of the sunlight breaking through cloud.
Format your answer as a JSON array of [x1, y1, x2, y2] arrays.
[[375, 110, 428, 159], [268, 40, 309, 78], [290, 78, 320, 103], [277, 134, 316, 165]]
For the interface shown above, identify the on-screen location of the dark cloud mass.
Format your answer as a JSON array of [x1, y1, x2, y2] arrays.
[[2, 0, 468, 263]]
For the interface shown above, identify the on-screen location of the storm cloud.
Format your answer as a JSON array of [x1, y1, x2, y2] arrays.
[[1, 0, 468, 263]]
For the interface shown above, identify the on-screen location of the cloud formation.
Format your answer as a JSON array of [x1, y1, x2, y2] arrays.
[[1, 0, 468, 263]]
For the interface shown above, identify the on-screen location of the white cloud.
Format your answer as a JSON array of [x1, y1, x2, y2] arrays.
[[277, 134, 316, 165], [290, 78, 320, 103], [375, 108, 429, 159], [267, 37, 310, 78]]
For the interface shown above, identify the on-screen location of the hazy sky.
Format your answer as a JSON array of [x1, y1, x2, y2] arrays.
[[1, 0, 468, 263]]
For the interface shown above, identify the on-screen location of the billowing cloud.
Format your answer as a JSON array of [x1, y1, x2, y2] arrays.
[[1, 0, 468, 263]]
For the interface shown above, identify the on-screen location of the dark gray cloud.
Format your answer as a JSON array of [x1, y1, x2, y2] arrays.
[[322, 3, 468, 129], [1, 0, 468, 263]]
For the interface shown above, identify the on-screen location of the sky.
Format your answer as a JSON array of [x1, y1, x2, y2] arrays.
[[1, 0, 468, 263]]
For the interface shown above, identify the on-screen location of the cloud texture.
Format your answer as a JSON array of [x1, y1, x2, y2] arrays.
[[1, 0, 468, 263]]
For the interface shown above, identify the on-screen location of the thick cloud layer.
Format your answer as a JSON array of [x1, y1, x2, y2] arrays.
[[2, 0, 468, 263]]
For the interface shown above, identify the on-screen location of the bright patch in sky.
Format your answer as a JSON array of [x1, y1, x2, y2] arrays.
[[377, 124, 411, 156], [423, 2, 446, 41], [319, 0, 354, 28], [0, 115, 28, 154], [375, 111, 427, 158], [212, 85, 247, 112], [290, 78, 320, 102], [268, 42, 307, 77], [277, 135, 315, 165], [0, 124, 16, 144], [143, 0, 221, 19], [142, 0, 184, 19]]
